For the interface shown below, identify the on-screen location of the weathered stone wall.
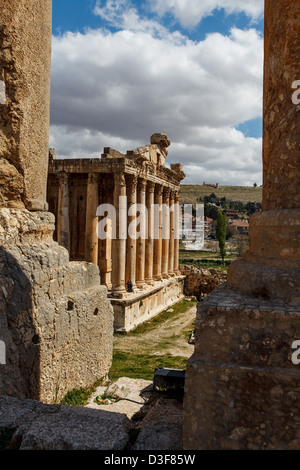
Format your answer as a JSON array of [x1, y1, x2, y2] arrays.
[[0, 0, 115, 405], [0, 0, 52, 211], [0, 209, 114, 403], [179, 264, 224, 300], [262, 0, 300, 211], [183, 286, 300, 450]]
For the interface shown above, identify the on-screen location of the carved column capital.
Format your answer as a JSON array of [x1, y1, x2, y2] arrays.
[[147, 181, 155, 194], [163, 186, 171, 202], [114, 172, 126, 188], [127, 175, 138, 196], [154, 184, 164, 197], [87, 172, 99, 185], [138, 178, 147, 193], [57, 172, 69, 185]]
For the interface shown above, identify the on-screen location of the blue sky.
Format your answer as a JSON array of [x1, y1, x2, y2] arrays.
[[50, 0, 264, 185]]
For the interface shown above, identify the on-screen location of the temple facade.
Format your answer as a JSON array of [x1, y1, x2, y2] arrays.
[[47, 134, 186, 331]]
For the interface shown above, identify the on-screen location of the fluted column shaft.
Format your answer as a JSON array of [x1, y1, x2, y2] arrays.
[[126, 175, 138, 290], [153, 185, 163, 281], [168, 190, 175, 276], [85, 173, 99, 265], [136, 178, 147, 288], [112, 173, 127, 295], [162, 187, 170, 278], [98, 178, 113, 290], [145, 181, 155, 285], [173, 192, 180, 274], [57, 172, 70, 253]]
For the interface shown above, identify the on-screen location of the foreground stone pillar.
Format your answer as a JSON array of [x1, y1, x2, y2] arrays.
[[57, 172, 70, 253], [0, 0, 114, 404], [126, 175, 138, 291], [136, 178, 147, 289], [85, 173, 99, 265], [183, 0, 300, 450], [112, 173, 127, 296], [145, 182, 155, 285], [0, 0, 52, 211], [227, 0, 300, 303], [153, 185, 163, 281]]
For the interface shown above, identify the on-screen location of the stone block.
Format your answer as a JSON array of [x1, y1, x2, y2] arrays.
[[183, 284, 300, 450]]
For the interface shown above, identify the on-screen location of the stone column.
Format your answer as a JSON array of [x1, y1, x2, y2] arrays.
[[184, 0, 300, 451], [57, 172, 70, 253], [98, 178, 113, 290], [0, 0, 52, 211], [126, 175, 138, 291], [145, 181, 155, 285], [173, 192, 180, 274], [111, 173, 127, 296], [85, 173, 99, 265], [168, 190, 175, 276], [153, 185, 163, 281], [162, 187, 170, 278], [227, 0, 300, 303], [136, 178, 147, 289]]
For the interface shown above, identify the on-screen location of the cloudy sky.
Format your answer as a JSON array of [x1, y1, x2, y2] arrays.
[[51, 0, 264, 186]]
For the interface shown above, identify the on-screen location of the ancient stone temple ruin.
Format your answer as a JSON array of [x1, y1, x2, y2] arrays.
[[183, 0, 300, 450], [0, 0, 114, 404], [47, 134, 186, 332]]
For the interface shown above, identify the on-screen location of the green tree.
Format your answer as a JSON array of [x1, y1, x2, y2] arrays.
[[216, 210, 227, 262]]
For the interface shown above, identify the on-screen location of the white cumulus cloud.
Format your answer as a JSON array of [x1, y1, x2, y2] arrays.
[[50, 4, 263, 186], [151, 0, 264, 28]]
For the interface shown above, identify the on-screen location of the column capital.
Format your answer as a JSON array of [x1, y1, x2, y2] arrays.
[[169, 189, 176, 201], [138, 178, 147, 193], [163, 186, 171, 202], [147, 181, 155, 193], [114, 172, 126, 188], [127, 174, 138, 196], [155, 184, 164, 197], [57, 172, 69, 185], [87, 172, 99, 185]]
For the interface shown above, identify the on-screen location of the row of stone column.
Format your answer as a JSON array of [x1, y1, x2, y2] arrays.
[[56, 172, 181, 296], [107, 173, 181, 296]]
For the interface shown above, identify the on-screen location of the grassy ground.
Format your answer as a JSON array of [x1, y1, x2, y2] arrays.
[[179, 184, 262, 205], [179, 249, 234, 271], [109, 299, 198, 381], [60, 299, 198, 405]]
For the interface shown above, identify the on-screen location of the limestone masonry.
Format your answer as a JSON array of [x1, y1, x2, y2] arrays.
[[0, 0, 114, 403], [183, 0, 300, 450]]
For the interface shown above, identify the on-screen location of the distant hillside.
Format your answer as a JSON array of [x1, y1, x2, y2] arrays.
[[179, 185, 263, 205]]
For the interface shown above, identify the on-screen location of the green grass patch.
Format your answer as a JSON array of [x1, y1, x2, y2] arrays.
[[117, 300, 197, 337], [179, 259, 229, 271], [109, 350, 188, 381], [60, 378, 105, 406], [179, 184, 262, 205]]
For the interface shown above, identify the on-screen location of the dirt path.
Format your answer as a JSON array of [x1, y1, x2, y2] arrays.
[[113, 304, 197, 358]]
